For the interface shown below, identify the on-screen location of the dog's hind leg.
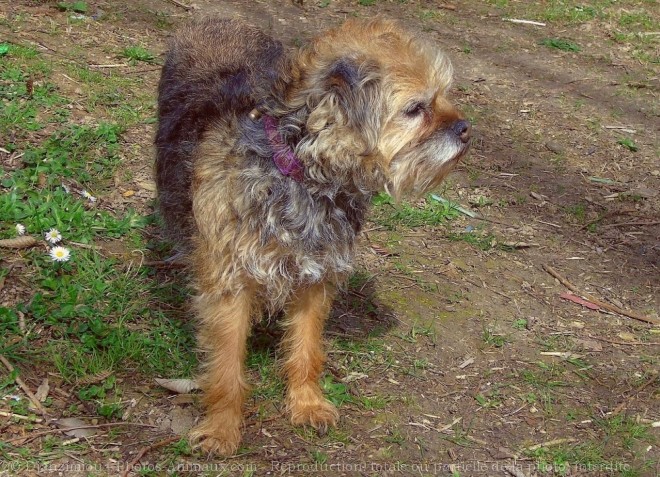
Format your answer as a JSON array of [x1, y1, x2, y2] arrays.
[[190, 287, 254, 455], [282, 282, 339, 433]]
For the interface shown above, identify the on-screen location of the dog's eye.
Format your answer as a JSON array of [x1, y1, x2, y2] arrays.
[[403, 102, 427, 118]]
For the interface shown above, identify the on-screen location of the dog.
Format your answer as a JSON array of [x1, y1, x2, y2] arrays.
[[155, 17, 471, 455]]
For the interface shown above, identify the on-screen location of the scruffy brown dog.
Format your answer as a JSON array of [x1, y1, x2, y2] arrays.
[[155, 17, 471, 455]]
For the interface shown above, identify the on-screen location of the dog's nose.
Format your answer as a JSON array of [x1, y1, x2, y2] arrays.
[[451, 119, 471, 143]]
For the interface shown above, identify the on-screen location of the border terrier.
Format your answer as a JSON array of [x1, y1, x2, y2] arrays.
[[155, 17, 471, 455]]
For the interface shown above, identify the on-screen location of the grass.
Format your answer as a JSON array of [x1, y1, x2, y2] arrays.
[[371, 192, 459, 228], [448, 230, 498, 251], [564, 203, 587, 222], [121, 46, 156, 65], [617, 138, 638, 152], [492, 1, 659, 65], [1, 41, 195, 430], [540, 38, 581, 52], [57, 1, 88, 13], [526, 413, 656, 477]]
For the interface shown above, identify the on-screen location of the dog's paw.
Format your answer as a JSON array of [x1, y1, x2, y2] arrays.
[[288, 386, 339, 435], [189, 416, 242, 456]]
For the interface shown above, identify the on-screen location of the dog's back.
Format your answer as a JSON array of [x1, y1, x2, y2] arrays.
[[155, 19, 283, 243]]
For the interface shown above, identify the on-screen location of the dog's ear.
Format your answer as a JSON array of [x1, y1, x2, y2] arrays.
[[308, 57, 382, 153]]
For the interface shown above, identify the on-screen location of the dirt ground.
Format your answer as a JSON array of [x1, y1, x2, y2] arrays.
[[1, 1, 658, 476]]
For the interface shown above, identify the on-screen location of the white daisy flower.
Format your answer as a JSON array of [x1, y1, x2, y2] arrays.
[[81, 190, 97, 203], [45, 228, 62, 244], [15, 224, 26, 235], [49, 246, 71, 262]]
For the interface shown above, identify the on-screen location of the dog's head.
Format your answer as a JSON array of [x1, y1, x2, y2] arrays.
[[276, 18, 470, 198]]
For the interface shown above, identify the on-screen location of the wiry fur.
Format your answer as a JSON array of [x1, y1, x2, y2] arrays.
[[155, 17, 470, 455]]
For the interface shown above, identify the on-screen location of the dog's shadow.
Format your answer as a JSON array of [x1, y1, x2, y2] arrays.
[[146, 235, 396, 375], [250, 274, 397, 357]]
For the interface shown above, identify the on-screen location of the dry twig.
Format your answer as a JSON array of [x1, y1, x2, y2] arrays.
[[166, 0, 193, 10], [121, 436, 180, 477], [0, 355, 47, 417], [504, 18, 546, 26], [0, 410, 43, 422], [542, 265, 659, 325], [6, 422, 158, 444], [525, 438, 576, 451], [0, 236, 38, 249]]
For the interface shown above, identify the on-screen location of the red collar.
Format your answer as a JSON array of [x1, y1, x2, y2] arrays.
[[262, 115, 304, 182]]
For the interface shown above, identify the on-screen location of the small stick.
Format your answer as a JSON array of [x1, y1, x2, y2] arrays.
[[604, 221, 660, 228], [140, 260, 187, 268], [604, 125, 637, 132], [525, 438, 576, 451], [89, 64, 129, 68], [542, 265, 659, 326], [6, 422, 158, 444], [121, 436, 181, 477], [504, 18, 546, 26], [0, 410, 43, 422], [535, 219, 562, 229], [166, 0, 193, 10], [0, 355, 47, 417], [0, 236, 38, 249], [611, 375, 657, 416], [586, 334, 659, 346]]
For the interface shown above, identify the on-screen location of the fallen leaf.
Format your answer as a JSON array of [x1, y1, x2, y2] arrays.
[[55, 417, 98, 438], [137, 180, 157, 192], [122, 190, 135, 197], [617, 332, 636, 342], [560, 292, 600, 310], [35, 379, 49, 402], [155, 378, 199, 394], [574, 338, 603, 352], [342, 372, 369, 383]]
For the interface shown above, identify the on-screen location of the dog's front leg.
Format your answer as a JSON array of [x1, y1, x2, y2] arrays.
[[190, 287, 254, 455], [282, 282, 339, 433]]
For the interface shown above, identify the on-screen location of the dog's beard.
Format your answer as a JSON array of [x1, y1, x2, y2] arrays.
[[385, 131, 468, 199]]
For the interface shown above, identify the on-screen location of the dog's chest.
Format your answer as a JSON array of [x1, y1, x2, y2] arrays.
[[241, 169, 368, 288]]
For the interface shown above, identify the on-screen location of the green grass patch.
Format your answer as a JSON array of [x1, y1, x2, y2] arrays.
[[617, 138, 638, 151], [0, 45, 69, 138], [121, 46, 156, 65], [447, 230, 497, 251], [371, 193, 459, 228], [57, 1, 88, 13], [540, 38, 581, 52], [563, 203, 587, 222], [0, 40, 196, 412], [247, 349, 284, 401]]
